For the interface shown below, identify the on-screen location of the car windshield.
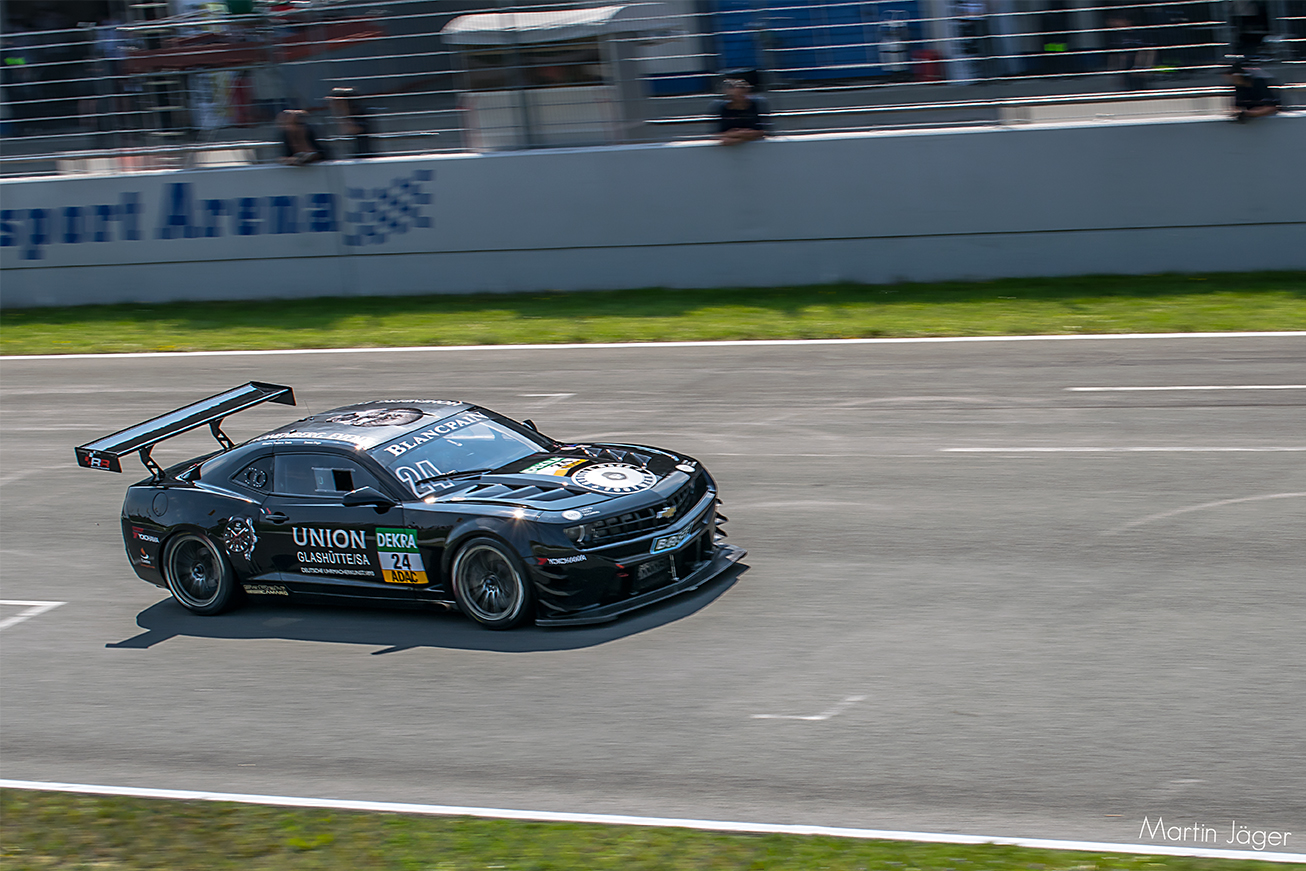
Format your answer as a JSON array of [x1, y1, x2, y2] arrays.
[[371, 410, 548, 497]]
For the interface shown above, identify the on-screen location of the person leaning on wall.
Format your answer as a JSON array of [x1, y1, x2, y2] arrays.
[[711, 78, 770, 145], [1227, 59, 1280, 122], [277, 109, 330, 165]]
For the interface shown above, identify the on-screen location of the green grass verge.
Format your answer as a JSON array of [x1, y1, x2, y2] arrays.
[[2, 790, 1298, 871], [3, 273, 1303, 356]]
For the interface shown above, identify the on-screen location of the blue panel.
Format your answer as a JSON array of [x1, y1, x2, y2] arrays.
[[708, 0, 922, 81]]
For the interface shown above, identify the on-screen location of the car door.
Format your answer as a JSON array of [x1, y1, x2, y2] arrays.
[[257, 449, 413, 602]]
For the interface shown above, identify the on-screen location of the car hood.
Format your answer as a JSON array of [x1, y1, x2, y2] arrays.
[[419, 443, 699, 513]]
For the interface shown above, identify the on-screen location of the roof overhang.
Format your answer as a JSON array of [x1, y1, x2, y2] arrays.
[[441, 4, 680, 46]]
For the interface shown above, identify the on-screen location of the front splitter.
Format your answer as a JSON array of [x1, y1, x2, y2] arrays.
[[535, 543, 746, 627]]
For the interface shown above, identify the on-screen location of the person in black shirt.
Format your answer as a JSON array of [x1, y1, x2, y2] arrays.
[[329, 87, 375, 159], [712, 78, 770, 146], [278, 110, 330, 165], [1228, 60, 1280, 122]]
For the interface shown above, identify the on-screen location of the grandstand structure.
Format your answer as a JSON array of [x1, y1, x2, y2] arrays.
[[1, 0, 1302, 175]]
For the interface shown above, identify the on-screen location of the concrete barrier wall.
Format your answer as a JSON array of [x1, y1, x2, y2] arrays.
[[2, 115, 1304, 308]]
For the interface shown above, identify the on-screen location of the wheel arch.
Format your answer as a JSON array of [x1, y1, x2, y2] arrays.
[[440, 517, 530, 579]]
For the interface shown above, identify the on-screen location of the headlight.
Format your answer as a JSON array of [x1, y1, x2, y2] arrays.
[[564, 524, 588, 543]]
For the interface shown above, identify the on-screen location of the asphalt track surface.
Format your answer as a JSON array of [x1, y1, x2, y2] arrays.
[[2, 335, 1304, 855]]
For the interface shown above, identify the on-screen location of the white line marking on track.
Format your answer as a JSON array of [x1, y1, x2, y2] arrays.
[[1069, 385, 1306, 391], [5, 332, 1305, 361], [1104, 492, 1306, 535], [942, 447, 1306, 452], [1, 780, 1301, 863], [752, 695, 866, 721], [519, 393, 575, 406], [0, 600, 65, 632]]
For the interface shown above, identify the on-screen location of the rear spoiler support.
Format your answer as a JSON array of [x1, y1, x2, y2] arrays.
[[76, 381, 295, 478]]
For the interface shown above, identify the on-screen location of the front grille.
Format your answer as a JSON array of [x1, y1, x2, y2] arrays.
[[583, 474, 708, 548], [586, 505, 664, 546]]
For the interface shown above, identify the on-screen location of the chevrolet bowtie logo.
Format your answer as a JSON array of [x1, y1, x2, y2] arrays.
[[656, 505, 677, 520]]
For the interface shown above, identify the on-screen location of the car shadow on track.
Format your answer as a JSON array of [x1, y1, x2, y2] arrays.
[[106, 565, 746, 653]]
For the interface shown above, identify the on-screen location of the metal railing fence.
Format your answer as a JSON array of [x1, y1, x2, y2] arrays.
[[2, 0, 1301, 175]]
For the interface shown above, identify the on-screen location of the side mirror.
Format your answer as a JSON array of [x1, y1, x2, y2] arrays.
[[342, 486, 397, 508], [522, 419, 539, 432]]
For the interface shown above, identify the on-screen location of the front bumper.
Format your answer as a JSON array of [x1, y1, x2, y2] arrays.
[[535, 542, 746, 626]]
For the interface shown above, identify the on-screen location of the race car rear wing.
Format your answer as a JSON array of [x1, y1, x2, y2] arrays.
[[75, 381, 295, 476]]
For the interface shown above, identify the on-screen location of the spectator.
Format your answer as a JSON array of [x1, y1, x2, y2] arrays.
[[1105, 13, 1155, 90], [712, 78, 769, 145], [278, 109, 329, 165], [1227, 59, 1280, 121], [329, 87, 375, 159]]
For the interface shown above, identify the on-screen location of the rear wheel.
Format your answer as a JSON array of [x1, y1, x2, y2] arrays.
[[163, 532, 237, 615], [451, 538, 533, 630]]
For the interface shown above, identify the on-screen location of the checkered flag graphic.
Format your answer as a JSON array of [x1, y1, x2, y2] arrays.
[[343, 169, 433, 247]]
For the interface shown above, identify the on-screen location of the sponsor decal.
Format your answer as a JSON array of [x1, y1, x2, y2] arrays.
[[521, 457, 588, 477], [571, 463, 658, 495], [376, 527, 428, 584], [255, 429, 370, 446], [652, 529, 694, 554], [87, 455, 112, 470], [375, 399, 461, 405], [543, 555, 586, 565], [295, 527, 367, 550], [579, 506, 603, 518], [300, 567, 376, 577], [381, 411, 488, 458], [293, 526, 375, 577], [131, 526, 161, 544], [561, 509, 584, 521], [243, 583, 289, 596], [325, 407, 424, 428], [221, 516, 257, 560], [637, 559, 667, 580]]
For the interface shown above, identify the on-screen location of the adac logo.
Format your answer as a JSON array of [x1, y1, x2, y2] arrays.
[[343, 169, 433, 246]]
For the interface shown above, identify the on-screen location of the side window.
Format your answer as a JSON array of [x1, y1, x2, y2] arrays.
[[274, 453, 379, 497], [231, 456, 274, 494]]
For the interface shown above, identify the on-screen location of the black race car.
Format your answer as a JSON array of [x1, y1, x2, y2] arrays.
[[76, 383, 743, 629]]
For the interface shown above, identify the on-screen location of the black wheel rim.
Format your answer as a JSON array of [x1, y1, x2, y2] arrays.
[[169, 537, 221, 607], [454, 544, 523, 623]]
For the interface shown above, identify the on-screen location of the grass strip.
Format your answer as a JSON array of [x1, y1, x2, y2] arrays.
[[2, 790, 1299, 871], [2, 272, 1303, 356]]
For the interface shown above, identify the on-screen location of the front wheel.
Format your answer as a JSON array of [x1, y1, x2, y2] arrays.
[[163, 532, 238, 615], [450, 537, 534, 630]]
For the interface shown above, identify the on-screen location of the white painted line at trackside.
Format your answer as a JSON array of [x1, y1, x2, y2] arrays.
[[1070, 385, 1306, 391], [0, 600, 65, 632], [1104, 492, 1306, 535], [753, 694, 867, 721], [942, 447, 1306, 452], [5, 331, 1305, 361], [1, 780, 1301, 864]]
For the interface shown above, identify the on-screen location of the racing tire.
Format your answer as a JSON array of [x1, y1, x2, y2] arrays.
[[163, 532, 238, 615], [450, 537, 534, 630]]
